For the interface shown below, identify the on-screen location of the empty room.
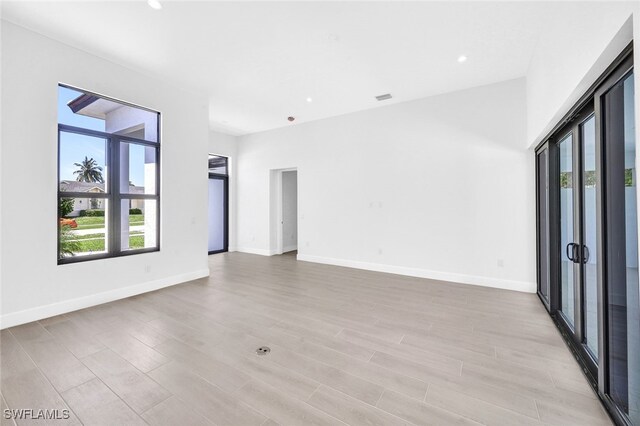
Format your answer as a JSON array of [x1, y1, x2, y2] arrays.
[[1, 1, 639, 425]]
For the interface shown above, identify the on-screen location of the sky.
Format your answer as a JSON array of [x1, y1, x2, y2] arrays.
[[58, 86, 147, 187]]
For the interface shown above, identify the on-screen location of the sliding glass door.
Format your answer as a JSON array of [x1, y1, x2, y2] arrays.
[[536, 47, 638, 425], [599, 67, 639, 424], [559, 132, 576, 329], [553, 108, 598, 377], [581, 114, 599, 358]]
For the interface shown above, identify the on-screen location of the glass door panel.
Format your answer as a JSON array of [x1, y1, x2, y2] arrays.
[[581, 114, 598, 358], [559, 133, 575, 328], [537, 148, 551, 304], [603, 71, 639, 423], [208, 176, 228, 253]]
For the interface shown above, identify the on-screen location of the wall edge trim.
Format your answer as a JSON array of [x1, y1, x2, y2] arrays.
[[296, 254, 536, 293], [0, 268, 210, 329]]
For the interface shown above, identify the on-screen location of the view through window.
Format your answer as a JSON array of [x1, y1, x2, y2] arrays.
[[58, 85, 160, 263]]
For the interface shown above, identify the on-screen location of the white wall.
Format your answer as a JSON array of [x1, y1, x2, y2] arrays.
[[209, 130, 238, 251], [237, 78, 536, 292], [526, 2, 640, 146], [0, 22, 210, 328], [282, 170, 298, 253]]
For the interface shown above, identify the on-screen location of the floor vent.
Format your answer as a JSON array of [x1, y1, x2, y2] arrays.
[[256, 346, 271, 355]]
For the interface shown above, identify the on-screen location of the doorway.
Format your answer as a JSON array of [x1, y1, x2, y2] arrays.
[[281, 170, 298, 253], [208, 154, 229, 254], [270, 168, 298, 255]]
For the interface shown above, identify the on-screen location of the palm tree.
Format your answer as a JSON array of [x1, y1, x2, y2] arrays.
[[73, 157, 104, 183]]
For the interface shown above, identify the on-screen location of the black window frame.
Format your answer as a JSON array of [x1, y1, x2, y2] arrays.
[[57, 84, 161, 265]]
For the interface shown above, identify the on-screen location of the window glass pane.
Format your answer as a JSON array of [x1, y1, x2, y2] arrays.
[[208, 154, 228, 175], [208, 178, 226, 252], [581, 115, 598, 358], [58, 86, 106, 131], [58, 85, 158, 142], [59, 131, 107, 193], [559, 133, 575, 328], [120, 143, 157, 194], [120, 199, 157, 251], [59, 197, 108, 258], [605, 73, 640, 423]]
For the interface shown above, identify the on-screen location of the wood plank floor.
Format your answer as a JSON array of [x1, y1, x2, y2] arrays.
[[1, 252, 611, 425]]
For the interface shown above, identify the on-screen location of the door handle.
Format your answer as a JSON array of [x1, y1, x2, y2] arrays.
[[582, 245, 590, 263], [566, 243, 581, 263], [566, 243, 576, 262]]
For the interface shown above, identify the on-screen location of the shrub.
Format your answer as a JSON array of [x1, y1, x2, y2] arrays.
[[129, 208, 142, 215], [82, 209, 105, 217], [59, 198, 74, 217], [59, 225, 81, 258]]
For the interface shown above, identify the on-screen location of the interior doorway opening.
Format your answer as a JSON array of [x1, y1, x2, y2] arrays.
[[270, 168, 298, 255]]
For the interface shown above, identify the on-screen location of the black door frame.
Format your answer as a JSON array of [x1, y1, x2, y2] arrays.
[[208, 173, 229, 255]]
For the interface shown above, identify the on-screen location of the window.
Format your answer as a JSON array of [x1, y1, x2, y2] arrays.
[[58, 84, 160, 263]]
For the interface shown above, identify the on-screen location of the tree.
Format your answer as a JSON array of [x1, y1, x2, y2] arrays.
[[73, 157, 104, 183]]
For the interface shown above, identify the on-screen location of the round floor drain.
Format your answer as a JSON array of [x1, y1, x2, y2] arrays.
[[256, 346, 271, 355]]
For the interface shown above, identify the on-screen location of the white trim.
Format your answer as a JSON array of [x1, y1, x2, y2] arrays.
[[236, 247, 276, 256], [296, 254, 535, 293], [283, 245, 298, 253], [0, 268, 210, 329]]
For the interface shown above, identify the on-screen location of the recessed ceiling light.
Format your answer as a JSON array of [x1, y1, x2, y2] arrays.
[[457, 55, 468, 63], [306, 97, 313, 103], [147, 0, 162, 10]]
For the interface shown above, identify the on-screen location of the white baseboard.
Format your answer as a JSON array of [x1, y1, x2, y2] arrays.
[[236, 247, 276, 256], [296, 254, 535, 293], [0, 268, 210, 329], [283, 245, 298, 253]]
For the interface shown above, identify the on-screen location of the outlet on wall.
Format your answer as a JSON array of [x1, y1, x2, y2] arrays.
[[145, 265, 151, 273], [497, 259, 504, 268]]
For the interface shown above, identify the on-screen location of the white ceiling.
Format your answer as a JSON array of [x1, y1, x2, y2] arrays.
[[3, 1, 563, 135]]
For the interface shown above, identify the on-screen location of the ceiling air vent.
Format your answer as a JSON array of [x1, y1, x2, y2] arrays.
[[375, 93, 392, 101]]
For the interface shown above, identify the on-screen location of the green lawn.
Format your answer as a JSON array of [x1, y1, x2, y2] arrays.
[[73, 215, 144, 230], [59, 215, 148, 257], [70, 235, 145, 253]]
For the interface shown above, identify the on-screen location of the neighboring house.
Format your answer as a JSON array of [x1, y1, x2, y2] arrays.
[[60, 180, 145, 216]]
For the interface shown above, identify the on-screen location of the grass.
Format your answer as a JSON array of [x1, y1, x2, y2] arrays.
[[59, 215, 148, 256], [72, 215, 144, 230], [70, 232, 143, 241], [71, 234, 145, 253]]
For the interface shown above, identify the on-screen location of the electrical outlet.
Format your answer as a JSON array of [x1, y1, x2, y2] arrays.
[[497, 259, 504, 268]]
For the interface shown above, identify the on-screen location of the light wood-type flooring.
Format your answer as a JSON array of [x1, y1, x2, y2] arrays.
[[1, 252, 611, 425]]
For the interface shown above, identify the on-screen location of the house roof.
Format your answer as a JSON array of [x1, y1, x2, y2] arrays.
[[60, 180, 144, 194]]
